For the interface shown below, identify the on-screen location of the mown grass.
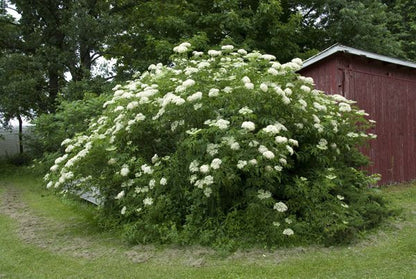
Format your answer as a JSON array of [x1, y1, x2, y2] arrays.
[[1, 165, 416, 279]]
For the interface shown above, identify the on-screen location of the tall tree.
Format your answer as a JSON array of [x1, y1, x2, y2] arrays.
[[383, 0, 416, 61], [10, 0, 116, 109], [0, 53, 46, 153], [284, 0, 404, 59], [106, 0, 303, 76]]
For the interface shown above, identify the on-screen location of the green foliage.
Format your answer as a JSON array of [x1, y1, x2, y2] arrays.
[[105, 0, 414, 77], [0, 53, 46, 125], [325, 0, 403, 57], [290, 0, 404, 58], [27, 93, 110, 172], [44, 43, 389, 248], [3, 0, 416, 133], [107, 0, 303, 76], [4, 152, 32, 166], [9, 0, 117, 111], [385, 0, 416, 61]]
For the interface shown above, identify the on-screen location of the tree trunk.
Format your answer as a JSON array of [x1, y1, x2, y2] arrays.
[[80, 43, 92, 80], [17, 115, 23, 154], [48, 68, 59, 112]]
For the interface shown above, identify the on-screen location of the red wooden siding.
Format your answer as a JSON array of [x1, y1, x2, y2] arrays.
[[300, 53, 416, 184]]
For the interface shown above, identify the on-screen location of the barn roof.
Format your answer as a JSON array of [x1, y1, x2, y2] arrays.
[[302, 44, 416, 69]]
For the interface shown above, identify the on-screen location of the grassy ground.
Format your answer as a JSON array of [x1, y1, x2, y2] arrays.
[[1, 165, 416, 279]]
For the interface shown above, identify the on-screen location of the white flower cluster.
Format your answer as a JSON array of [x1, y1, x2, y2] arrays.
[[44, 41, 373, 242], [257, 189, 272, 200], [173, 42, 191, 53], [204, 119, 230, 130]]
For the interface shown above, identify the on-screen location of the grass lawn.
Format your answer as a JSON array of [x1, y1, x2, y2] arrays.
[[1, 165, 416, 278]]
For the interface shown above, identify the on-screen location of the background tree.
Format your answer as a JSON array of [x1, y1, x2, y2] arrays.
[[0, 53, 46, 153], [283, 0, 404, 59], [2, 0, 416, 161], [10, 0, 116, 108], [107, 0, 303, 76], [383, 0, 416, 61]]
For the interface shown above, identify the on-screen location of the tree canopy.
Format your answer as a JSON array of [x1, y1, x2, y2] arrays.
[[0, 0, 414, 139]]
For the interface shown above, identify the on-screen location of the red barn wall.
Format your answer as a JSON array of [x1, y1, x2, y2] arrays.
[[300, 53, 416, 184]]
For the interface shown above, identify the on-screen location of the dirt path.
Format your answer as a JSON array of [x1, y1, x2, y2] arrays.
[[0, 183, 305, 266], [0, 184, 114, 259], [0, 184, 217, 265]]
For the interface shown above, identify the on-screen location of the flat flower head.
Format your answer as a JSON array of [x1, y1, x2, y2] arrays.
[[258, 145, 268, 153], [275, 136, 288, 144], [120, 165, 130, 176], [267, 68, 279, 76], [300, 85, 311, 93], [208, 88, 220, 97], [215, 119, 230, 130], [241, 76, 251, 83], [182, 79, 196, 87], [151, 154, 159, 164], [65, 145, 74, 153], [187, 91, 203, 102], [230, 142, 240, 150], [262, 150, 275, 159], [208, 50, 222, 57], [143, 197, 153, 206], [244, 82, 254, 90], [199, 164, 210, 173], [241, 121, 256, 131], [221, 45, 234, 50], [204, 187, 212, 197], [326, 174, 337, 180], [237, 160, 247, 169], [189, 160, 199, 172], [127, 101, 139, 110], [50, 164, 59, 172], [283, 228, 294, 236], [115, 190, 125, 200], [260, 83, 268, 92], [210, 158, 222, 169], [257, 189, 272, 200], [274, 202, 288, 212], [206, 143, 219, 156], [237, 49, 247, 55], [238, 106, 253, 115], [173, 45, 188, 53], [291, 58, 303, 66], [193, 51, 203, 57], [288, 139, 299, 147], [339, 102, 352, 112], [274, 165, 283, 171], [286, 145, 294, 155], [261, 54, 276, 61], [203, 175, 214, 185]]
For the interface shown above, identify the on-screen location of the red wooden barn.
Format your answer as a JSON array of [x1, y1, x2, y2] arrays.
[[299, 44, 416, 184]]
